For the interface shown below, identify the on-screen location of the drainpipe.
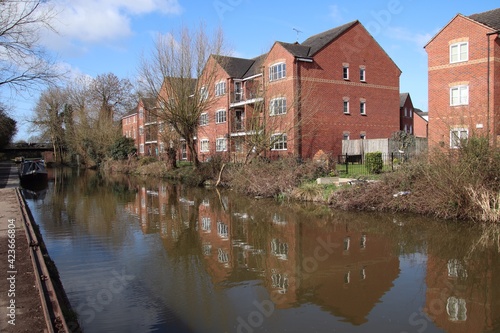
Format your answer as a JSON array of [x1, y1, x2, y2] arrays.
[[486, 30, 499, 146], [295, 58, 303, 160]]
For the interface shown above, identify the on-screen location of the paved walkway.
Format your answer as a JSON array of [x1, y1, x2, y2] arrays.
[[0, 161, 47, 332]]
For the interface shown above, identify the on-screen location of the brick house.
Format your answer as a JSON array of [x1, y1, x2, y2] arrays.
[[413, 108, 429, 138], [198, 20, 401, 161], [425, 7, 500, 149], [126, 20, 402, 162], [399, 93, 415, 135], [122, 97, 157, 156]]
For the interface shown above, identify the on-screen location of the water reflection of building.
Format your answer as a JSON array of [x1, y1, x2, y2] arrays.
[[425, 250, 500, 333], [197, 196, 234, 284], [299, 224, 400, 325], [125, 186, 401, 325]]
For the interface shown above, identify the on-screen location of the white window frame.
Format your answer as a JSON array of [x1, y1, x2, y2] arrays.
[[450, 128, 468, 149], [271, 133, 287, 151], [215, 81, 226, 96], [199, 112, 209, 126], [217, 221, 228, 238], [270, 97, 287, 116], [450, 85, 469, 106], [269, 62, 286, 81], [139, 144, 144, 154], [360, 101, 366, 115], [200, 86, 208, 101], [216, 138, 227, 152], [200, 139, 210, 152], [343, 65, 349, 80], [215, 109, 227, 124], [201, 217, 211, 232], [359, 67, 366, 81], [450, 42, 468, 63], [343, 100, 350, 114]]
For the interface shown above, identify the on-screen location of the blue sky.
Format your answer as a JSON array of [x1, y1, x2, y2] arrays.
[[7, 0, 499, 141]]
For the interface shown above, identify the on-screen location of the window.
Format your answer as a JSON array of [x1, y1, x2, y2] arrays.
[[215, 81, 226, 96], [360, 133, 366, 139], [139, 108, 144, 118], [343, 100, 350, 114], [450, 128, 468, 148], [200, 86, 208, 101], [139, 127, 144, 135], [360, 67, 366, 81], [343, 64, 349, 80], [269, 62, 286, 81], [360, 101, 366, 115], [343, 133, 350, 140], [201, 217, 211, 232], [450, 85, 468, 106], [200, 139, 209, 152], [216, 138, 227, 152], [181, 141, 187, 160], [199, 112, 208, 126], [450, 42, 468, 63], [139, 144, 144, 154], [271, 133, 287, 150], [215, 109, 227, 123], [446, 297, 467, 322], [217, 221, 228, 238], [270, 97, 287, 116]]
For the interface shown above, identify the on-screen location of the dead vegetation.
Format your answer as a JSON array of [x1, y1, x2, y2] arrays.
[[329, 137, 500, 223]]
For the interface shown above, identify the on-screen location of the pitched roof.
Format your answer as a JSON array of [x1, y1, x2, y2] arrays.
[[123, 108, 137, 118], [301, 21, 358, 56], [277, 42, 311, 58], [399, 93, 410, 108], [468, 7, 500, 30], [213, 55, 256, 79], [141, 97, 157, 109], [244, 53, 267, 77]]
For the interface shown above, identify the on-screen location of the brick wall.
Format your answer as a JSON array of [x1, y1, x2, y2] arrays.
[[426, 15, 499, 148], [299, 22, 400, 158]]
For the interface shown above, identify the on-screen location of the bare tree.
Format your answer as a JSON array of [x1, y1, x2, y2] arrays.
[[88, 73, 136, 121], [0, 0, 60, 92], [31, 73, 134, 167], [139, 24, 228, 168], [234, 76, 319, 164], [32, 87, 68, 163]]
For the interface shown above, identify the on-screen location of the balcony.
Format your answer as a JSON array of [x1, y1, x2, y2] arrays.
[[230, 91, 263, 107]]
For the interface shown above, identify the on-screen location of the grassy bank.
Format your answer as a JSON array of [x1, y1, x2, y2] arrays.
[[103, 137, 499, 223]]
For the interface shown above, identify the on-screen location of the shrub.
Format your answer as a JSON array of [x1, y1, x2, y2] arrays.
[[225, 158, 328, 198], [108, 136, 137, 160], [329, 136, 500, 222], [365, 152, 383, 174], [138, 156, 157, 166]]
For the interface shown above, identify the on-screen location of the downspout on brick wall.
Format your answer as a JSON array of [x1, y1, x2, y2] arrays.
[[486, 30, 500, 146]]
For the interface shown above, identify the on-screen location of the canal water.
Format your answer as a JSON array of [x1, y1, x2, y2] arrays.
[[22, 168, 500, 333]]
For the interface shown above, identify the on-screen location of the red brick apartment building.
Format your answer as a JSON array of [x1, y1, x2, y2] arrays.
[[425, 7, 500, 149], [125, 20, 402, 160], [400, 92, 415, 135], [122, 97, 157, 155]]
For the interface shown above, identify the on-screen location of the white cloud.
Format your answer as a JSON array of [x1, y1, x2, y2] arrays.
[[329, 5, 344, 24], [385, 26, 433, 49], [40, 0, 182, 53]]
